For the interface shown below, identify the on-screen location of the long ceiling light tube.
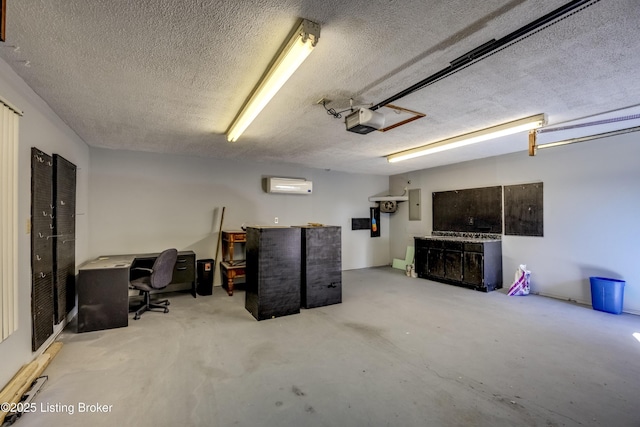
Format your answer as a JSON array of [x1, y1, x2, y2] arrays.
[[535, 125, 640, 151], [387, 114, 546, 163], [226, 19, 320, 142], [538, 113, 640, 134]]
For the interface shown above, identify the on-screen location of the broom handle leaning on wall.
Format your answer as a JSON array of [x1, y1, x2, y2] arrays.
[[214, 206, 225, 266]]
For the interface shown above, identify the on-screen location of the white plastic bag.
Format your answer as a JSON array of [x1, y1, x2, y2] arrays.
[[508, 264, 531, 296]]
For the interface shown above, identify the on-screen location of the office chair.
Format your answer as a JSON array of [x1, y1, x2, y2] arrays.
[[130, 248, 178, 320]]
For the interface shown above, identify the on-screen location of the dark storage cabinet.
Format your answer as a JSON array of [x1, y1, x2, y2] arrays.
[[426, 247, 444, 278], [463, 251, 484, 287], [296, 225, 342, 308], [173, 252, 196, 285], [415, 237, 502, 292], [464, 241, 502, 291], [443, 242, 463, 282], [245, 226, 301, 320]]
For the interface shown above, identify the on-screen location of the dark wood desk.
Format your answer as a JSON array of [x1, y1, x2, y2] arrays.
[[77, 250, 196, 333], [77, 255, 135, 333], [129, 251, 196, 297]]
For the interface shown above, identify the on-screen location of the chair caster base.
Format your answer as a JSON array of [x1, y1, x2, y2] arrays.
[[130, 294, 171, 320]]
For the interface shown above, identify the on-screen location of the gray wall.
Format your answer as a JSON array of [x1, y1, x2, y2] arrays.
[[0, 58, 90, 388], [88, 148, 391, 278], [389, 132, 640, 314]]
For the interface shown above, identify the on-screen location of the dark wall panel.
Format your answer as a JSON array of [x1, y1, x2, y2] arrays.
[[31, 148, 54, 351], [351, 218, 370, 230], [30, 149, 77, 349], [504, 182, 543, 236], [433, 186, 502, 233], [53, 154, 77, 323]]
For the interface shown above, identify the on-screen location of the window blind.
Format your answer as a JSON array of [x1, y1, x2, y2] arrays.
[[0, 96, 21, 343]]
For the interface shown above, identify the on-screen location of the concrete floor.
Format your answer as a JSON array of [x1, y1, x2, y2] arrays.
[[14, 267, 640, 426]]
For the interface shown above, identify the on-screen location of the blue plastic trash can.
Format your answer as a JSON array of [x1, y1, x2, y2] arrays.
[[589, 277, 625, 314]]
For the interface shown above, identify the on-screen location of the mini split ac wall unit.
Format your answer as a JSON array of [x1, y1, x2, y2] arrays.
[[265, 177, 313, 194]]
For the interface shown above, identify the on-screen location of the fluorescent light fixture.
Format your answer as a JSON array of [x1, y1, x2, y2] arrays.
[[535, 125, 640, 152], [387, 114, 546, 163], [226, 19, 320, 142]]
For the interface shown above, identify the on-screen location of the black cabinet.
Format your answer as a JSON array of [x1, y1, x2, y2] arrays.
[[415, 237, 502, 292], [426, 247, 444, 278], [295, 225, 342, 308], [419, 240, 463, 282], [245, 226, 301, 320], [173, 252, 196, 285], [462, 251, 484, 287], [444, 249, 463, 282]]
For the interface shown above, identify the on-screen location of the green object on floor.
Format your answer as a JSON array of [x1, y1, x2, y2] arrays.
[[392, 246, 414, 270]]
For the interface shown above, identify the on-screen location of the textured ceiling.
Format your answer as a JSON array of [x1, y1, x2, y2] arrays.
[[1, 0, 639, 175]]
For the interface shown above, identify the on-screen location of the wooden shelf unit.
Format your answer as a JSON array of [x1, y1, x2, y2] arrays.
[[220, 230, 246, 296]]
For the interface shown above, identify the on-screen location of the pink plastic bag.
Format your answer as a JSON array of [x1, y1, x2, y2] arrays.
[[508, 264, 531, 296]]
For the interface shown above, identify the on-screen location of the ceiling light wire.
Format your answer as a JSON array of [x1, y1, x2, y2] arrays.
[[321, 99, 342, 119], [321, 98, 373, 120]]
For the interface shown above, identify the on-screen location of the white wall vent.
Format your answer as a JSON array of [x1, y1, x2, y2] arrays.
[[266, 177, 313, 195]]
